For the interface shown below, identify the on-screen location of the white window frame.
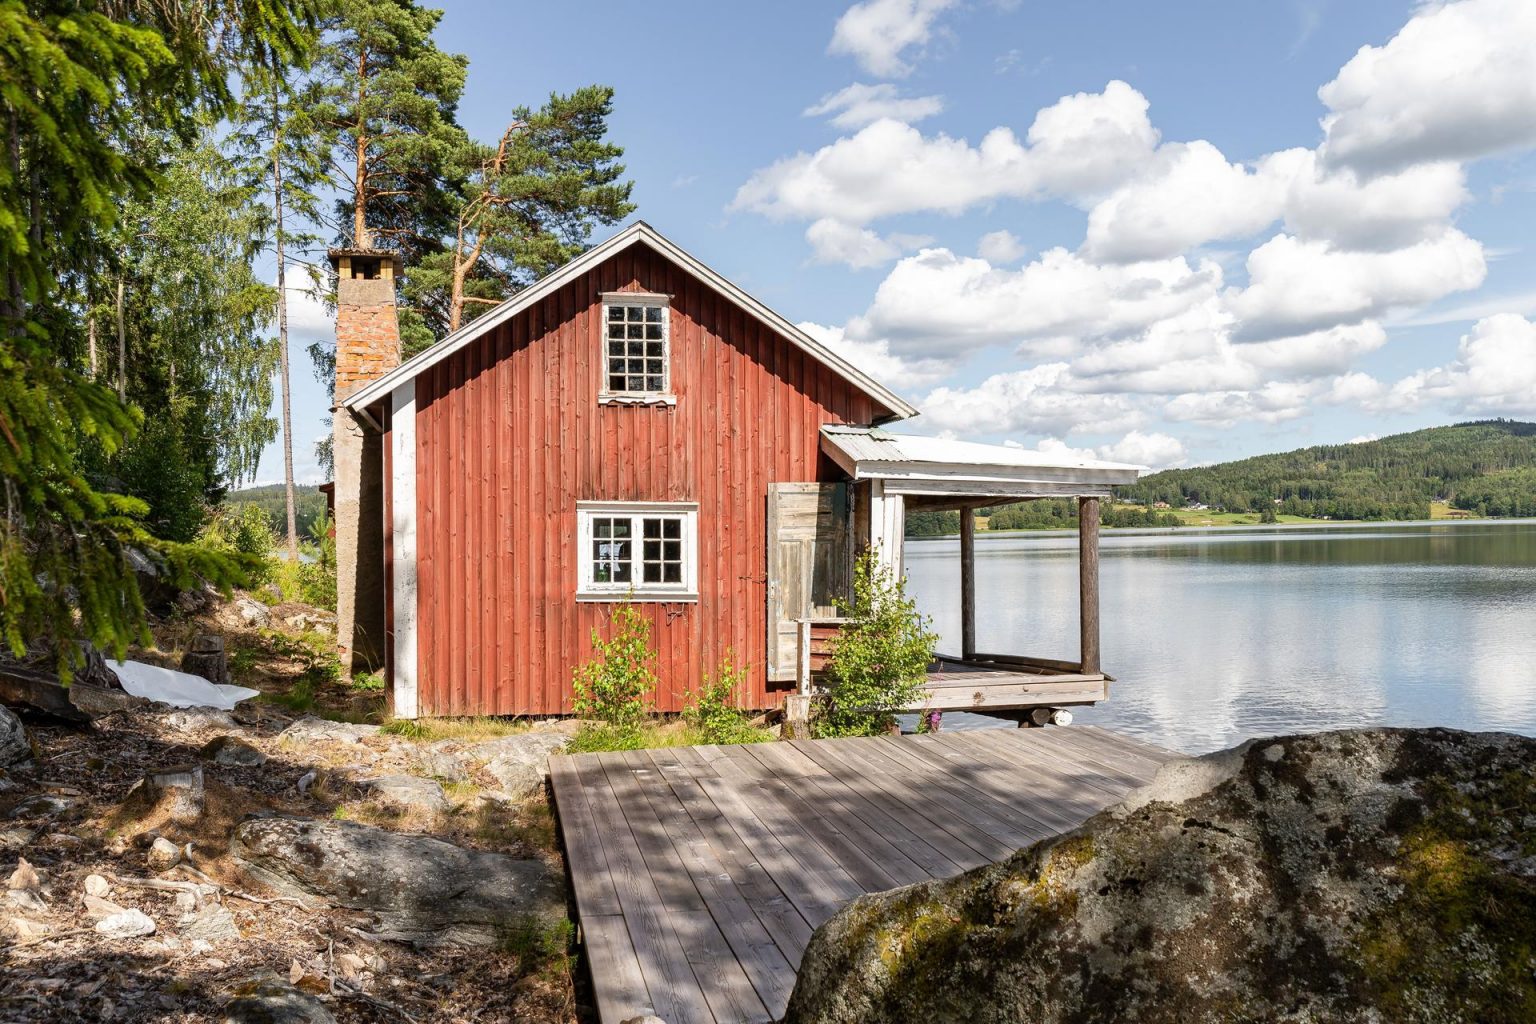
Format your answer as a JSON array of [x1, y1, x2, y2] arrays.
[[599, 291, 674, 405], [576, 501, 698, 601]]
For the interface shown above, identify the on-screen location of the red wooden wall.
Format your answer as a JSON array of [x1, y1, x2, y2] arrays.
[[408, 241, 888, 716]]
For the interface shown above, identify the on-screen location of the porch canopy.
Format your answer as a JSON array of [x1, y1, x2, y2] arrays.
[[819, 425, 1143, 715]]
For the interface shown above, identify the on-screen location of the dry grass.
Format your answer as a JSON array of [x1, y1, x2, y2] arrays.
[[378, 716, 535, 743]]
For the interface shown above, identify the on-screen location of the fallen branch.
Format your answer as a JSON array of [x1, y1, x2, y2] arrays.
[[227, 889, 314, 909], [5, 926, 94, 950]]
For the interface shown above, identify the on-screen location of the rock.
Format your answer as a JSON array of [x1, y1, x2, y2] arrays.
[[123, 764, 205, 824], [363, 774, 450, 814], [8, 795, 69, 819], [179, 905, 240, 944], [95, 908, 156, 939], [784, 728, 1536, 1024], [472, 733, 570, 799], [223, 973, 337, 1024], [295, 770, 318, 797], [82, 894, 128, 921], [202, 735, 268, 767], [416, 745, 469, 782], [621, 1017, 668, 1024], [0, 826, 31, 850], [335, 952, 367, 981], [181, 634, 232, 686], [231, 816, 563, 945], [0, 705, 29, 766], [278, 717, 380, 747], [8, 916, 49, 939], [287, 959, 328, 994], [7, 888, 45, 913], [6, 857, 39, 891], [147, 836, 182, 870], [162, 707, 239, 734], [83, 873, 111, 898], [233, 597, 271, 628]]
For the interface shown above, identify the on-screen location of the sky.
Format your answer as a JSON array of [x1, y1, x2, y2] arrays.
[[257, 0, 1536, 485]]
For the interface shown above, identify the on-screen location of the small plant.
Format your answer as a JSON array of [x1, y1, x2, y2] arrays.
[[684, 650, 769, 745], [816, 550, 938, 738], [498, 915, 574, 979], [200, 504, 278, 587], [380, 718, 429, 740], [571, 601, 657, 735], [350, 670, 385, 692]]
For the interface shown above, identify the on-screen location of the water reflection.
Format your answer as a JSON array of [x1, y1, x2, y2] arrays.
[[905, 521, 1536, 754]]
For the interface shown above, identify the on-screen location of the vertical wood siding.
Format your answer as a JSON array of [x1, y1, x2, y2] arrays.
[[411, 242, 882, 715]]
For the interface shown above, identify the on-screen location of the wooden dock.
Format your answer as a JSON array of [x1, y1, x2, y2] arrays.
[[549, 726, 1180, 1024]]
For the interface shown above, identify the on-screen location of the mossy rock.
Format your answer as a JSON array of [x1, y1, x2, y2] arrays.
[[786, 728, 1536, 1024]]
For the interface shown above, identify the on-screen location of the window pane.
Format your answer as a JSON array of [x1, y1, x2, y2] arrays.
[[662, 519, 680, 539], [625, 306, 643, 321], [613, 561, 631, 583], [645, 323, 663, 340], [608, 374, 626, 391], [625, 323, 642, 339], [645, 306, 663, 323], [628, 341, 644, 356], [662, 563, 681, 583], [643, 519, 661, 538], [594, 518, 612, 538], [663, 540, 680, 561], [608, 305, 624, 322], [642, 562, 661, 583], [608, 323, 625, 338], [611, 520, 631, 538], [608, 341, 624, 357]]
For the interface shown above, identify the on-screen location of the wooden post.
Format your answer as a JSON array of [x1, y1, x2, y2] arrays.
[[1078, 496, 1100, 676], [960, 504, 976, 661]]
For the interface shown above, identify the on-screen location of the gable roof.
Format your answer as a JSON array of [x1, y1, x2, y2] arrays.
[[341, 221, 919, 420]]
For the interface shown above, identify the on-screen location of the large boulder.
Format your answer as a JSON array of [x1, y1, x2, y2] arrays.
[[230, 816, 562, 945], [785, 728, 1536, 1024], [470, 732, 570, 799]]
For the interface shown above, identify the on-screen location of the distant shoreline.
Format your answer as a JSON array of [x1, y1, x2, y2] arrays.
[[907, 515, 1536, 541]]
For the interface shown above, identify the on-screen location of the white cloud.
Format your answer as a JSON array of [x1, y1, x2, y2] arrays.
[[1163, 382, 1319, 428], [976, 229, 1026, 264], [828, 0, 959, 78], [1319, 0, 1536, 173], [1346, 433, 1379, 444], [798, 321, 953, 390], [919, 363, 1144, 437], [1386, 313, 1536, 415], [280, 284, 334, 339], [804, 82, 944, 128], [805, 219, 907, 268], [1227, 229, 1486, 341], [1097, 430, 1189, 469], [732, 81, 1157, 224]]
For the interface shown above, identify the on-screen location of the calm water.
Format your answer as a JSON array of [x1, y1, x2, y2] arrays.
[[904, 520, 1536, 754]]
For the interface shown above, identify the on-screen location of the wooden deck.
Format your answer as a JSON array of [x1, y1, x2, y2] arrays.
[[549, 726, 1180, 1024], [919, 655, 1108, 710]]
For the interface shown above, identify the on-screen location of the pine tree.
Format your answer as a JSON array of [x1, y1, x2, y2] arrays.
[[0, 0, 321, 673], [408, 86, 636, 338]]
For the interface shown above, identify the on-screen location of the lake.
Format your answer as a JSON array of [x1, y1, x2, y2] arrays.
[[904, 519, 1536, 754]]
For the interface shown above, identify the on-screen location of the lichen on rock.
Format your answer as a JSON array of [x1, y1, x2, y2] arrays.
[[784, 728, 1536, 1024]]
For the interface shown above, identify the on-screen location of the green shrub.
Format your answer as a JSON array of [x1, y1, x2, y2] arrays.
[[684, 650, 769, 745], [350, 670, 385, 692], [498, 915, 574, 979], [816, 550, 938, 738], [571, 601, 656, 735], [200, 504, 277, 587]]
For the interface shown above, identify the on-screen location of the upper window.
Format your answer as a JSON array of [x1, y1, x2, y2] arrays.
[[602, 294, 670, 400], [577, 501, 697, 601]]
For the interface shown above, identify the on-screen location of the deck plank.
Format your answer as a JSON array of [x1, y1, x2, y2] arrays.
[[556, 728, 1180, 1024]]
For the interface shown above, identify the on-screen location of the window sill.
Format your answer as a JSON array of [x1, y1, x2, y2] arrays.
[[599, 393, 677, 407], [576, 591, 698, 604]]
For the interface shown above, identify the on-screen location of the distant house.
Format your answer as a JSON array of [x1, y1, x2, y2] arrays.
[[1153, 501, 1171, 510], [326, 223, 1140, 718]]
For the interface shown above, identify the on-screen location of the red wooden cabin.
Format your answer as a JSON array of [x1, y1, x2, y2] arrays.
[[332, 223, 1139, 718]]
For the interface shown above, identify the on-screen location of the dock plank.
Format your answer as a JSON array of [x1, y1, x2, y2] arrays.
[[555, 728, 1180, 1024]]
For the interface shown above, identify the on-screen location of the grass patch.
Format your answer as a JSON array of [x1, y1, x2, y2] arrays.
[[566, 719, 772, 754], [350, 670, 385, 692], [380, 716, 532, 743], [498, 915, 574, 980]]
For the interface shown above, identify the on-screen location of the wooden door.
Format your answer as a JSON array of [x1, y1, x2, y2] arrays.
[[766, 482, 853, 682]]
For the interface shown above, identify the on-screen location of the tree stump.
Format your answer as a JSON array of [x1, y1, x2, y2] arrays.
[[180, 634, 230, 686], [124, 764, 205, 824]]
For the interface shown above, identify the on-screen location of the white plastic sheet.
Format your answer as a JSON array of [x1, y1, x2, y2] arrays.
[[106, 659, 260, 710]]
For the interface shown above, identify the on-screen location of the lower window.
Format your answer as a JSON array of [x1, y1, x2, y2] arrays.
[[577, 502, 698, 600]]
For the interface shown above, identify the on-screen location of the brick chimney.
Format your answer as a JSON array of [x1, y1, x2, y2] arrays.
[[329, 248, 402, 675]]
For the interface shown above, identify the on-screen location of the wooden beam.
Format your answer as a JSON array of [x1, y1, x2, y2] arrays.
[[1078, 496, 1101, 676], [960, 504, 976, 661]]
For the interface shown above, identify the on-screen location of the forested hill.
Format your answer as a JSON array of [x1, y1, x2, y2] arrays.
[[1119, 420, 1536, 520]]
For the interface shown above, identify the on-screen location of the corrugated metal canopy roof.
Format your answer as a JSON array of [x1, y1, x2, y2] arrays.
[[820, 425, 1142, 500]]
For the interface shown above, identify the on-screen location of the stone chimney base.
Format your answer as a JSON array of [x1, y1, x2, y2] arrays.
[[334, 409, 388, 674]]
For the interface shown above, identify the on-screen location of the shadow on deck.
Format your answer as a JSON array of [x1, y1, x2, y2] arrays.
[[550, 726, 1180, 1024]]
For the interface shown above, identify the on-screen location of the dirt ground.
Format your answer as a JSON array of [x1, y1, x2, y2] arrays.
[[0, 592, 588, 1023]]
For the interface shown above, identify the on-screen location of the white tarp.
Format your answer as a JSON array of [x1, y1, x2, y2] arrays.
[[107, 659, 259, 710]]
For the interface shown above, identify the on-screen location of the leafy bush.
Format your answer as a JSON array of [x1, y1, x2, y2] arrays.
[[200, 504, 277, 587], [571, 601, 656, 734], [816, 551, 938, 738], [684, 650, 769, 745]]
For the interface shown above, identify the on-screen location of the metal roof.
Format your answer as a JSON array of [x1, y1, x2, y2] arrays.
[[820, 425, 1142, 498], [341, 222, 918, 420]]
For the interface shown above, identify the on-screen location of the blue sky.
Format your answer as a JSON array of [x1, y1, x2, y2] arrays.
[[258, 0, 1536, 484]]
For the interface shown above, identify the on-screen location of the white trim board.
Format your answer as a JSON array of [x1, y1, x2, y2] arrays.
[[390, 381, 419, 720], [342, 221, 917, 421]]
